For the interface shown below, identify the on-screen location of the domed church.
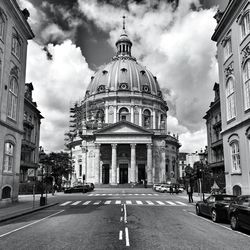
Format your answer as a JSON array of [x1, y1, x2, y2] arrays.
[[68, 18, 181, 186]]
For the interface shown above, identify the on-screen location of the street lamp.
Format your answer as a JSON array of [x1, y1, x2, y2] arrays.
[[39, 146, 47, 206]]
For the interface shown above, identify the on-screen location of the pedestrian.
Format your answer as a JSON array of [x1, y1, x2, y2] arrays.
[[170, 185, 174, 195], [187, 184, 193, 203], [144, 179, 147, 188]]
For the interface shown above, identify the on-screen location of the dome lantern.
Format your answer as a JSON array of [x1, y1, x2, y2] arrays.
[[115, 16, 132, 57]]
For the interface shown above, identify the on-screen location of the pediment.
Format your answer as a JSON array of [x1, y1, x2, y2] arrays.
[[94, 121, 153, 135]]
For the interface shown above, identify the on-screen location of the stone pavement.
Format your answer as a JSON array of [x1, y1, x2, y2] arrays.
[[0, 193, 60, 222]]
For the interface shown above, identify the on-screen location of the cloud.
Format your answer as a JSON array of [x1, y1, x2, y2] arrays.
[[77, 0, 218, 152], [26, 40, 93, 151]]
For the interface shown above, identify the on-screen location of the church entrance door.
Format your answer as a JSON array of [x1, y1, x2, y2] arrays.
[[138, 164, 146, 183], [119, 164, 128, 184], [102, 164, 110, 184]]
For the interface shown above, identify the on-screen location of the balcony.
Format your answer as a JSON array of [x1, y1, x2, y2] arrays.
[[213, 120, 221, 130], [208, 160, 224, 169], [22, 139, 36, 149], [20, 160, 39, 169], [211, 139, 223, 149], [23, 119, 34, 129]]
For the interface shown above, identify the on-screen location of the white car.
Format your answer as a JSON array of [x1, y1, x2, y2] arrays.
[[153, 183, 162, 192], [158, 184, 171, 193]]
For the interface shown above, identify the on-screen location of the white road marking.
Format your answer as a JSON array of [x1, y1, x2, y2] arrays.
[[71, 201, 81, 206], [153, 194, 159, 196], [126, 200, 132, 205], [0, 210, 64, 238], [175, 201, 187, 206], [125, 227, 130, 246], [165, 201, 177, 206], [128, 194, 132, 196], [121, 208, 123, 212], [104, 200, 111, 205], [124, 204, 127, 224], [82, 201, 91, 205], [135, 194, 139, 196], [60, 201, 72, 206], [136, 200, 143, 205], [93, 201, 101, 205], [119, 230, 123, 240], [115, 200, 121, 204], [88, 194, 94, 196], [188, 211, 250, 239], [148, 194, 152, 196], [146, 200, 154, 205], [101, 194, 106, 196], [156, 201, 165, 205], [141, 194, 146, 196], [120, 216, 123, 222]]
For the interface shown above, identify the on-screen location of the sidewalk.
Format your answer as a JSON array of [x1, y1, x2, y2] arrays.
[[0, 193, 60, 223], [178, 192, 210, 204]]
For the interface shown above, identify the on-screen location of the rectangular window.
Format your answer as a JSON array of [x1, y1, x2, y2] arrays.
[[241, 13, 250, 39], [4, 142, 14, 172], [224, 39, 232, 60], [11, 36, 21, 59], [0, 16, 5, 40], [79, 165, 82, 176]]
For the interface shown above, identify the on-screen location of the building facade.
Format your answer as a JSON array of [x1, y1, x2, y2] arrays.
[[0, 1, 34, 203], [203, 82, 225, 188], [179, 152, 188, 178], [19, 83, 43, 193], [212, 0, 250, 195], [68, 24, 180, 185]]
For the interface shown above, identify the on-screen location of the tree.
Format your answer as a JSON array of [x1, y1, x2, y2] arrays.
[[46, 152, 72, 190]]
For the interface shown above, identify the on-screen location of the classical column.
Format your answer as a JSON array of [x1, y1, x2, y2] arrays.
[[139, 107, 142, 126], [158, 114, 161, 130], [153, 110, 156, 129], [111, 144, 117, 184], [81, 146, 87, 182], [95, 144, 101, 184], [131, 105, 134, 123], [147, 143, 153, 184], [130, 143, 136, 183], [105, 105, 109, 123], [114, 106, 117, 123], [161, 146, 166, 182]]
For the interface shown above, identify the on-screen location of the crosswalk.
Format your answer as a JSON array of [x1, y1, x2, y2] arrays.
[[59, 200, 189, 207], [87, 193, 159, 196]]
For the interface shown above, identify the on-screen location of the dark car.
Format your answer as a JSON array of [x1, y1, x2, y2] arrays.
[[84, 183, 95, 191], [64, 185, 88, 193], [196, 194, 237, 222], [229, 195, 250, 231]]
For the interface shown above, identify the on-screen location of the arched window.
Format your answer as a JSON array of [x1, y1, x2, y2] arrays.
[[226, 78, 236, 120], [143, 109, 151, 128], [119, 107, 129, 121], [2, 186, 11, 199], [230, 141, 241, 173], [240, 11, 250, 39], [233, 185, 241, 196], [243, 60, 250, 109], [7, 77, 18, 120], [4, 142, 14, 172]]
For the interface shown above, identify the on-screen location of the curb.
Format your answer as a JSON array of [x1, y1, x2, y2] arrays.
[[0, 202, 59, 223]]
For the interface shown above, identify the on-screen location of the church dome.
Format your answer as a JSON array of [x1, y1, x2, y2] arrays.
[[85, 18, 163, 99]]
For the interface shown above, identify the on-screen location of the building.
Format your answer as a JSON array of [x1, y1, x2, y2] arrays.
[[19, 83, 43, 193], [212, 0, 250, 195], [186, 152, 201, 168], [0, 1, 34, 203], [203, 82, 225, 189], [179, 152, 188, 178], [67, 21, 181, 185]]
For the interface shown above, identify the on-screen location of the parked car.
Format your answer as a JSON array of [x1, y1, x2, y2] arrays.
[[64, 185, 88, 193], [196, 194, 237, 222], [229, 195, 250, 231], [159, 184, 171, 193], [152, 183, 162, 191], [178, 185, 185, 193], [84, 183, 95, 191]]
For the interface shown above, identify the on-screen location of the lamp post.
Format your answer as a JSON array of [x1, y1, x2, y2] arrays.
[[39, 146, 47, 206]]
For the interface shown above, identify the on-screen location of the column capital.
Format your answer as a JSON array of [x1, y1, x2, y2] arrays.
[[147, 143, 153, 149], [111, 143, 117, 149], [95, 143, 101, 149], [130, 143, 136, 149], [160, 146, 166, 153]]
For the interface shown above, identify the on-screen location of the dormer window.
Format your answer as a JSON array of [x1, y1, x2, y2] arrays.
[[119, 82, 129, 90], [91, 76, 94, 81], [121, 68, 127, 73], [157, 90, 162, 97], [142, 85, 150, 93], [85, 90, 90, 97], [97, 85, 105, 93], [140, 70, 146, 75], [102, 70, 108, 75]]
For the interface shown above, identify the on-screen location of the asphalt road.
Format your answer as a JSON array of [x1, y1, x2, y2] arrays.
[[0, 189, 249, 250]]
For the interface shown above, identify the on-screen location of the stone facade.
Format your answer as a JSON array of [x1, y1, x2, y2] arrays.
[[212, 0, 250, 195], [203, 82, 225, 189], [68, 23, 180, 185], [0, 1, 34, 203]]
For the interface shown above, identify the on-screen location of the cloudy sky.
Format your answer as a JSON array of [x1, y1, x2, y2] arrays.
[[17, 0, 229, 153]]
